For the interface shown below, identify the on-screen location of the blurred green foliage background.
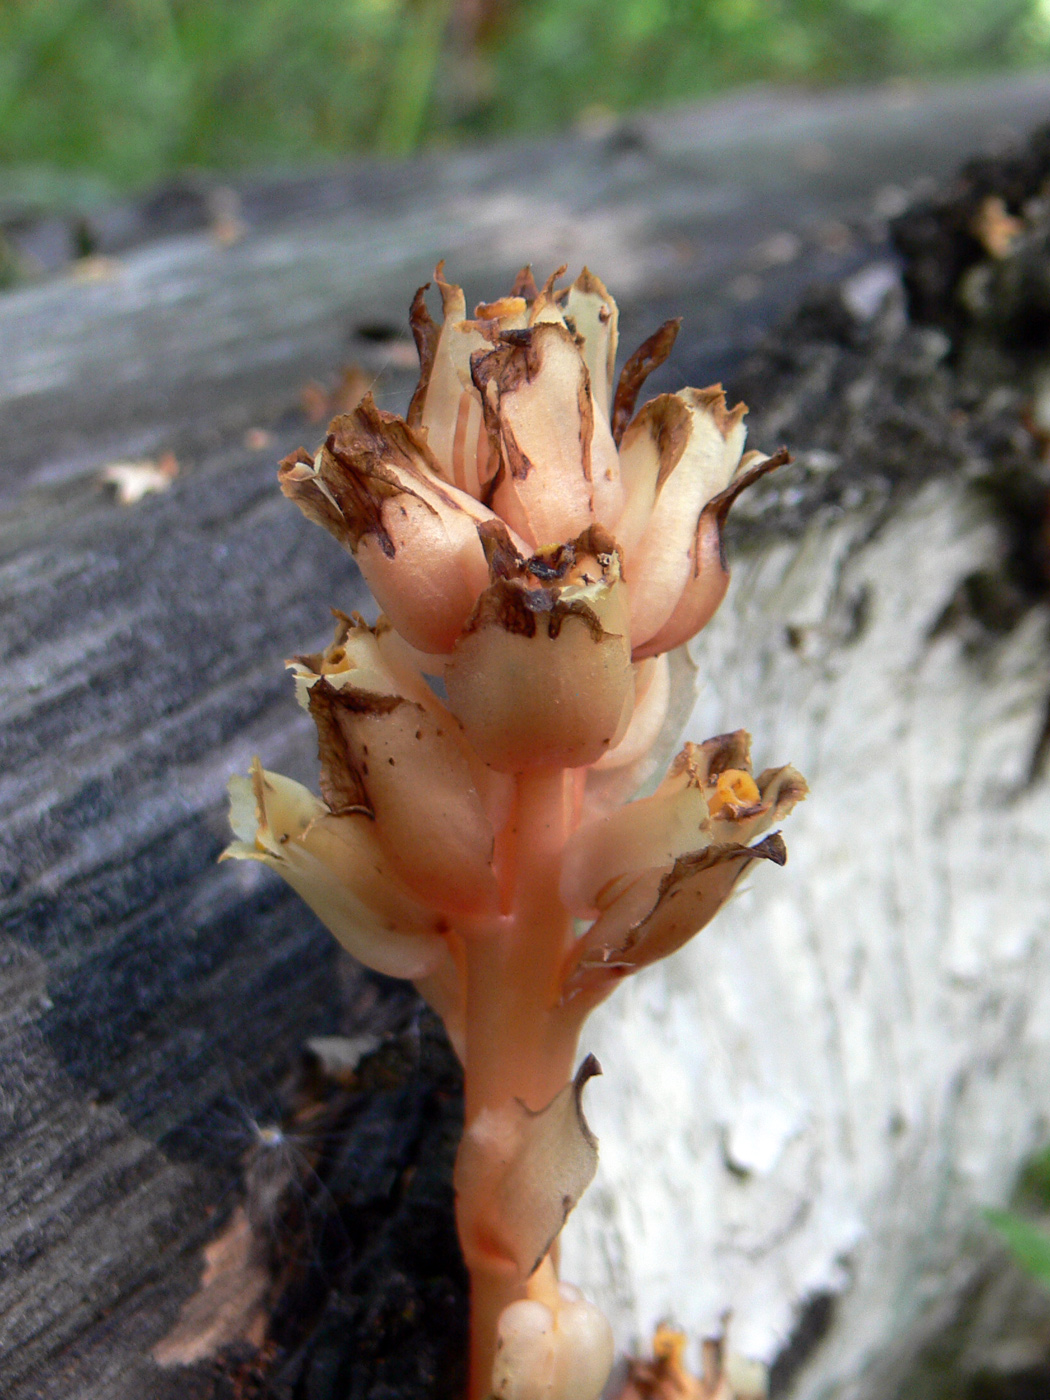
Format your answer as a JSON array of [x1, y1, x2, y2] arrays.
[[1, 0, 1049, 190]]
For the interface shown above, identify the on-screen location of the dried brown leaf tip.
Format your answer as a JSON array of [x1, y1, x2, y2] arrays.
[[223, 265, 805, 1400], [617, 1327, 764, 1400]]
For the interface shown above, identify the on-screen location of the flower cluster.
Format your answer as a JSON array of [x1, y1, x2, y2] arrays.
[[223, 265, 805, 1400]]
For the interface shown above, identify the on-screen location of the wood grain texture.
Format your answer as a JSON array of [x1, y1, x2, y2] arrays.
[[4, 72, 1050, 1399]]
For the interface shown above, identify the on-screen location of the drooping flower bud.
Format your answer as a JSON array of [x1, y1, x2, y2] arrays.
[[292, 614, 501, 915], [444, 525, 634, 772], [561, 733, 807, 1001], [279, 395, 511, 654], [616, 386, 748, 653], [220, 759, 448, 980]]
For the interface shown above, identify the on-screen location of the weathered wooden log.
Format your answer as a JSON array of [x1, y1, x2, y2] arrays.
[[4, 71, 1050, 1400]]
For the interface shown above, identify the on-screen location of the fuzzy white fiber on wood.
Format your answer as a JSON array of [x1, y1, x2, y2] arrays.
[[562, 480, 1050, 1395]]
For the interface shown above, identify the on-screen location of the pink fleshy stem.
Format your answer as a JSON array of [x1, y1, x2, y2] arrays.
[[457, 767, 591, 1400]]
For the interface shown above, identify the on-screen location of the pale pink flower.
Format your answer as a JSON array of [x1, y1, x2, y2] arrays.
[[224, 267, 805, 1400]]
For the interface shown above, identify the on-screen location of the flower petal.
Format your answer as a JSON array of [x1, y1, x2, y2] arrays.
[[563, 834, 788, 1002], [408, 266, 531, 497], [610, 317, 680, 445], [591, 654, 670, 773], [455, 1056, 601, 1279], [633, 447, 790, 660], [445, 532, 633, 772], [472, 322, 622, 547], [563, 268, 618, 422], [560, 754, 709, 917], [621, 386, 748, 652], [220, 763, 449, 981], [279, 395, 499, 653], [305, 675, 500, 915]]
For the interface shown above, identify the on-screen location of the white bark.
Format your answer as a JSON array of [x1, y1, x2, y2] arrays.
[[564, 480, 1050, 1393]]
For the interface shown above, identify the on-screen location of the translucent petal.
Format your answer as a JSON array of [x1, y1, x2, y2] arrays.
[[220, 763, 448, 981], [475, 323, 623, 547], [620, 386, 747, 651], [455, 1056, 601, 1279], [563, 268, 618, 422], [445, 571, 633, 772]]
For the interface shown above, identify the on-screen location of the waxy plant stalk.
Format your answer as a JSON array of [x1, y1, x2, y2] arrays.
[[461, 768, 586, 1392], [222, 265, 806, 1400]]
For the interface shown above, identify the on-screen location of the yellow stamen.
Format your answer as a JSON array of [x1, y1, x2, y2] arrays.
[[708, 768, 760, 816]]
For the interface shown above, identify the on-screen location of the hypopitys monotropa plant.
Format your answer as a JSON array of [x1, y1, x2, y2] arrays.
[[222, 265, 806, 1400]]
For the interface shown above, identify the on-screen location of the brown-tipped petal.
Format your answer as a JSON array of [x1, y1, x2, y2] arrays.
[[683, 730, 753, 787], [455, 1057, 601, 1279], [474, 323, 622, 547], [415, 274, 535, 497], [280, 397, 497, 654], [623, 386, 749, 652], [526, 264, 570, 327], [406, 281, 439, 428], [613, 393, 690, 560], [560, 756, 710, 917], [289, 610, 437, 715], [306, 678, 500, 916], [221, 765, 448, 981], [445, 568, 633, 773], [295, 615, 517, 842], [415, 278, 493, 495], [611, 318, 681, 445], [563, 834, 787, 1001], [632, 447, 789, 660], [564, 268, 619, 421], [511, 265, 540, 301]]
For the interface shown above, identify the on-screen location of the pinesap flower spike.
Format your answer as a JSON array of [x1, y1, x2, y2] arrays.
[[222, 265, 807, 1400]]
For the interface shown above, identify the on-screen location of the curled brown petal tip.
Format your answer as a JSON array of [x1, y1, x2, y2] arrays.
[[673, 731, 753, 783], [511, 265, 540, 301], [711, 446, 791, 536], [611, 318, 681, 444], [279, 446, 314, 472], [690, 383, 748, 440], [539, 263, 570, 300], [477, 519, 527, 580], [407, 281, 438, 427], [562, 831, 789, 1006]]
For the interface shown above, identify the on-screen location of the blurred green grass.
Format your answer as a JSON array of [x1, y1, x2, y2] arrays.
[[1, 0, 1049, 196]]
